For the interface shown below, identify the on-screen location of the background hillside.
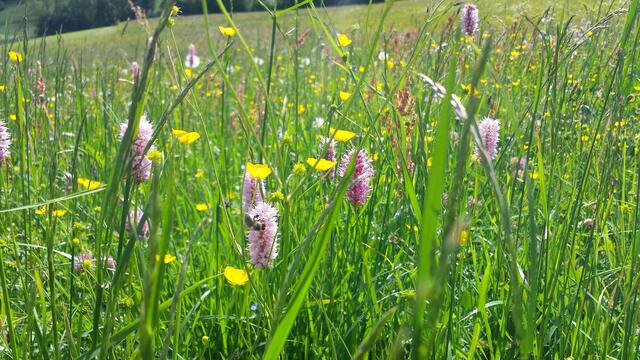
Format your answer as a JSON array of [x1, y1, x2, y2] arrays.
[[2, 0, 619, 63]]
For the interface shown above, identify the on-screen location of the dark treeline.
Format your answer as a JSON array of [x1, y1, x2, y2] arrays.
[[30, 0, 383, 35]]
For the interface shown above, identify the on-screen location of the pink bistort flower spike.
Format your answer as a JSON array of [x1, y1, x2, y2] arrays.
[[320, 137, 336, 178], [119, 115, 155, 183], [243, 170, 263, 212], [247, 202, 279, 269], [461, 4, 479, 36], [0, 120, 12, 164], [127, 208, 149, 238], [476, 117, 500, 160], [131, 154, 152, 184], [131, 62, 140, 82], [185, 44, 200, 68], [338, 149, 375, 207]]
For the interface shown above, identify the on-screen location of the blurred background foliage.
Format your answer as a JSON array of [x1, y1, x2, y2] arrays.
[[1, 0, 384, 36]]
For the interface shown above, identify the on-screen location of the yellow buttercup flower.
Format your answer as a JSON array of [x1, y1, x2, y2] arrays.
[[155, 253, 176, 264], [219, 26, 236, 37], [35, 207, 46, 215], [339, 91, 351, 101], [9, 114, 16, 121], [224, 266, 249, 286], [195, 170, 205, 179], [8, 51, 22, 63], [52, 209, 67, 218], [459, 229, 468, 246], [246, 162, 272, 180], [306, 158, 337, 171], [330, 128, 355, 142], [337, 34, 352, 47], [0, 84, 5, 92], [195, 203, 209, 212], [78, 178, 103, 190], [172, 129, 201, 144]]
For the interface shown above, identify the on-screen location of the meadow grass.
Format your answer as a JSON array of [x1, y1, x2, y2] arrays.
[[0, 0, 639, 358]]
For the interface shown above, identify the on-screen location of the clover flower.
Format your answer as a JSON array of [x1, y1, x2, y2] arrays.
[[74, 252, 94, 272]]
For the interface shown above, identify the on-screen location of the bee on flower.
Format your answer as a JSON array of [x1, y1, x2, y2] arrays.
[[246, 202, 279, 269]]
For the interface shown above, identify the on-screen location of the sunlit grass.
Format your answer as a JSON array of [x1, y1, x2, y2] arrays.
[[0, 0, 639, 358]]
